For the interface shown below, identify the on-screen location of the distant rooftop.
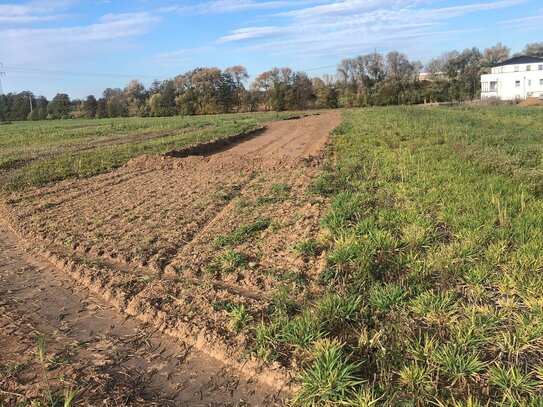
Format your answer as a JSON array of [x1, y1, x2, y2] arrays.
[[492, 55, 543, 68]]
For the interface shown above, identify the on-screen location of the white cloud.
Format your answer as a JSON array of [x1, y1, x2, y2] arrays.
[[280, 0, 401, 18], [215, 0, 524, 58], [160, 0, 325, 15], [0, 0, 75, 24], [219, 26, 287, 42], [155, 46, 212, 65], [500, 13, 543, 30], [0, 12, 160, 67]]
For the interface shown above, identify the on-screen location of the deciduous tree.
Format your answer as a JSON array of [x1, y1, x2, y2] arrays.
[[523, 42, 543, 57], [82, 95, 98, 119], [48, 93, 71, 119]]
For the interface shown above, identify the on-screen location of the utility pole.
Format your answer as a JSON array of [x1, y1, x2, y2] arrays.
[[29, 92, 33, 113], [0, 63, 5, 95]]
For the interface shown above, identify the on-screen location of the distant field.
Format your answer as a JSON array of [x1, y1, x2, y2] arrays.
[[0, 111, 306, 191], [265, 105, 543, 405]]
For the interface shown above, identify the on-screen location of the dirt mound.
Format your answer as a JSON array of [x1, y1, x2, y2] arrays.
[[2, 111, 341, 402], [519, 97, 543, 106]]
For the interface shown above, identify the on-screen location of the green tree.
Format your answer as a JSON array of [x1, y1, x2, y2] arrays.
[[217, 73, 237, 113], [290, 72, 314, 109], [48, 93, 71, 119], [251, 71, 274, 111], [0, 94, 8, 122], [35, 96, 48, 119], [123, 79, 147, 116], [192, 68, 222, 114], [313, 77, 339, 109], [444, 47, 483, 101], [161, 80, 176, 116], [225, 65, 249, 111], [240, 89, 259, 112], [148, 93, 164, 116], [82, 95, 98, 119], [29, 108, 40, 121], [107, 95, 127, 118], [96, 98, 108, 119], [10, 92, 32, 121]]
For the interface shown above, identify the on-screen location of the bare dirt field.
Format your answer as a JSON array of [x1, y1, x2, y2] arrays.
[[1, 111, 340, 405]]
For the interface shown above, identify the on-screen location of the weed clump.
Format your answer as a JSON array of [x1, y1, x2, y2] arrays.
[[212, 218, 270, 248], [293, 340, 363, 406]]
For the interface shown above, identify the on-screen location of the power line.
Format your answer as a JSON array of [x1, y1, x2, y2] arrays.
[[2, 65, 157, 79], [0, 63, 5, 95], [1, 62, 342, 96], [3, 63, 340, 81]]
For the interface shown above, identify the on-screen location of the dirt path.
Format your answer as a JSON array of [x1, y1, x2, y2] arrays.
[[0, 218, 282, 406], [206, 113, 335, 157], [2, 111, 341, 404]]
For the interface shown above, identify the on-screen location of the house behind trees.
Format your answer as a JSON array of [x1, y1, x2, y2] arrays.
[[481, 56, 543, 100]]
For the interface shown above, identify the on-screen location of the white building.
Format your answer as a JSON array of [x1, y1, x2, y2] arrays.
[[481, 56, 543, 100]]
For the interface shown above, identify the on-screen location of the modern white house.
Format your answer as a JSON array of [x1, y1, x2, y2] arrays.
[[481, 56, 543, 100]]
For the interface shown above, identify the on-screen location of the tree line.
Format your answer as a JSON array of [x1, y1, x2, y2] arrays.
[[1, 42, 542, 122]]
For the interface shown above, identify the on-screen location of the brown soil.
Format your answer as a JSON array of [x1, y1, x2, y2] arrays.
[[0, 219, 282, 406], [518, 97, 543, 106], [2, 111, 341, 403]]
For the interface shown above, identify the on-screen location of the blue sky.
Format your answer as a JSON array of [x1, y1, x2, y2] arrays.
[[1, 0, 542, 99]]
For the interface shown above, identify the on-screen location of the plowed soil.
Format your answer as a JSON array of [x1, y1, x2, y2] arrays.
[[1, 111, 341, 404], [0, 219, 281, 406]]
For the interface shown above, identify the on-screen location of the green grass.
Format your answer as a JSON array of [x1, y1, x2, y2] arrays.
[[256, 183, 293, 205], [34, 335, 78, 407], [212, 250, 248, 273], [212, 218, 271, 248], [293, 340, 364, 407], [227, 304, 253, 332], [254, 105, 543, 406], [0, 111, 308, 191], [292, 239, 321, 257]]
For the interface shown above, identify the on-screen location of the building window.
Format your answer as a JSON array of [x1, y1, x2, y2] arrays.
[[539, 64, 543, 70], [528, 92, 533, 97], [540, 79, 543, 86], [529, 80, 532, 86], [514, 66, 519, 72], [527, 65, 532, 71], [515, 80, 521, 87]]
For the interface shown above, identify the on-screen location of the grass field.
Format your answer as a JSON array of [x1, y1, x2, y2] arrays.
[[4, 105, 543, 405], [0, 111, 305, 191], [252, 105, 543, 406]]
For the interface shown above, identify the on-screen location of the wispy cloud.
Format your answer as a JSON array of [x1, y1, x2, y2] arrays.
[[219, 26, 286, 42], [279, 0, 402, 18], [0, 12, 160, 67], [155, 46, 212, 65], [0, 0, 75, 24], [160, 0, 325, 15], [500, 13, 543, 30], [215, 0, 524, 58]]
